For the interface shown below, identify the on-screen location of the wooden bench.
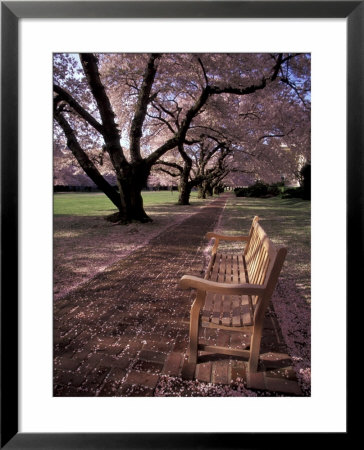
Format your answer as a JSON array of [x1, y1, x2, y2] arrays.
[[179, 216, 287, 374]]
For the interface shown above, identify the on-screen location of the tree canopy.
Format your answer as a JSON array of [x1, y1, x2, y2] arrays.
[[54, 52, 310, 222]]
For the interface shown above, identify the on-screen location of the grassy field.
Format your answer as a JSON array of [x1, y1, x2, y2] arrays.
[[53, 192, 310, 296], [54, 192, 310, 303], [216, 196, 311, 301], [53, 191, 200, 216], [53, 190, 211, 299], [219, 196, 310, 249]]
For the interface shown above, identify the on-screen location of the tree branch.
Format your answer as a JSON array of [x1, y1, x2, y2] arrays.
[[80, 54, 119, 139], [156, 160, 183, 173], [258, 128, 295, 141], [239, 111, 261, 121], [178, 142, 193, 165], [209, 54, 285, 97], [129, 53, 160, 162], [53, 84, 104, 135], [145, 135, 180, 167], [280, 78, 309, 107], [148, 104, 176, 134], [54, 111, 121, 209], [79, 53, 128, 169], [155, 167, 180, 178], [146, 54, 289, 170], [197, 57, 209, 86]]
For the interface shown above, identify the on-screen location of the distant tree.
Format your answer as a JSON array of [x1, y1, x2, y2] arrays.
[[299, 162, 311, 200], [155, 136, 231, 204]]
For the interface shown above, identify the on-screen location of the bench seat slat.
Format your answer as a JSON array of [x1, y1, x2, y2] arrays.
[[205, 252, 217, 280], [232, 255, 239, 284], [210, 253, 222, 282], [238, 254, 246, 283], [218, 253, 227, 282], [225, 253, 232, 283]]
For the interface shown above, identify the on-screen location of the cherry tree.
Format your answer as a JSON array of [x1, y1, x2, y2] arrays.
[[54, 52, 310, 222], [154, 53, 310, 195], [214, 64, 310, 186], [155, 136, 231, 204]]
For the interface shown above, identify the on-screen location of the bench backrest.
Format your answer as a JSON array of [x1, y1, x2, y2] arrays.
[[244, 216, 287, 311]]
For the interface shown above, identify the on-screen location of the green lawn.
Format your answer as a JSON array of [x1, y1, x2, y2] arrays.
[[53, 191, 199, 216], [222, 196, 310, 244], [54, 192, 310, 298], [217, 195, 311, 303]]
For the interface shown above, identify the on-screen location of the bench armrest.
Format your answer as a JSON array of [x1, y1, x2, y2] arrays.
[[179, 275, 265, 296], [206, 232, 249, 242]]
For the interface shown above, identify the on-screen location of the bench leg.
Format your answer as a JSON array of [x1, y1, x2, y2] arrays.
[[248, 325, 263, 373], [188, 290, 205, 364]]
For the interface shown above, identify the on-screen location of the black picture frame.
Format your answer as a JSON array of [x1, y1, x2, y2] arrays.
[[1, 1, 358, 448]]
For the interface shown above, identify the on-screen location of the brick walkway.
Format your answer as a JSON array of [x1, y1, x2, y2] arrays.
[[54, 194, 301, 396]]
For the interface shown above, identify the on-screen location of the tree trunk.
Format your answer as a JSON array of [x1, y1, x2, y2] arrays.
[[205, 182, 213, 197], [177, 165, 192, 205], [198, 180, 213, 199], [197, 185, 206, 199], [111, 164, 152, 223], [178, 180, 192, 205], [122, 184, 151, 223], [213, 184, 224, 195]]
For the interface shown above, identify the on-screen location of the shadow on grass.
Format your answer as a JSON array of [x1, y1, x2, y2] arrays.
[[53, 196, 218, 299]]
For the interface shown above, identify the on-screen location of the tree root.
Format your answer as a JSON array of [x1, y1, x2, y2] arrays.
[[105, 212, 153, 224]]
